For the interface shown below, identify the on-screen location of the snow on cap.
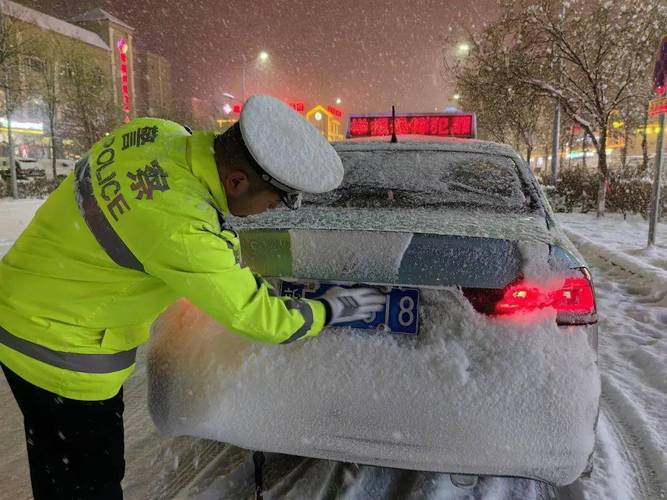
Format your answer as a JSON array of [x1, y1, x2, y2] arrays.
[[239, 95, 344, 193]]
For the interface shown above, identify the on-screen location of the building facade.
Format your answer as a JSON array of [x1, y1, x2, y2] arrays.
[[134, 50, 173, 118], [0, 1, 174, 161], [68, 8, 137, 122], [305, 104, 344, 142]]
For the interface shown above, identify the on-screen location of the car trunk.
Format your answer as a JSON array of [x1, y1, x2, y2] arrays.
[[236, 207, 582, 290], [148, 209, 599, 486]]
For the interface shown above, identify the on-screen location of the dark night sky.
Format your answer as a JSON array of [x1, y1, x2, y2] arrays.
[[24, 0, 495, 114]]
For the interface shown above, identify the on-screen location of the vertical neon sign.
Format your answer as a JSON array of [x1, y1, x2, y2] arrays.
[[117, 38, 130, 122]]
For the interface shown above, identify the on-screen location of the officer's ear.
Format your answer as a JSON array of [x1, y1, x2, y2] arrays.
[[223, 170, 251, 197]]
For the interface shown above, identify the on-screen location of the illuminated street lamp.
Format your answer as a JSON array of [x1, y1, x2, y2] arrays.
[[457, 42, 470, 56], [335, 97, 342, 105], [453, 93, 461, 101], [241, 50, 270, 101]]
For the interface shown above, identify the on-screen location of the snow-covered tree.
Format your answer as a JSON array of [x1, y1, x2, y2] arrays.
[[24, 35, 70, 179], [448, 0, 666, 216], [61, 45, 118, 151], [499, 0, 667, 216], [0, 11, 27, 198], [446, 25, 553, 165]]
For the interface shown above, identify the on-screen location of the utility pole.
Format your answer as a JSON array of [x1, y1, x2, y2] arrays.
[[241, 54, 246, 102], [648, 111, 664, 246], [4, 72, 17, 198], [648, 35, 667, 247], [549, 1, 566, 186], [549, 98, 561, 185]]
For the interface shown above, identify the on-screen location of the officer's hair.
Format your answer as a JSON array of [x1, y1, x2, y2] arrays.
[[214, 123, 269, 194]]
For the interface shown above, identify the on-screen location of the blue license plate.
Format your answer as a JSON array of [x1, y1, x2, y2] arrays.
[[279, 281, 420, 335]]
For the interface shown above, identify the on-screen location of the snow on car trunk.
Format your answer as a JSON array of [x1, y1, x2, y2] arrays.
[[146, 148, 599, 487], [148, 286, 600, 486], [236, 207, 582, 289], [236, 207, 557, 246]]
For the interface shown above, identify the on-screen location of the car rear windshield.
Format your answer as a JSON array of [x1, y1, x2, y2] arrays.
[[304, 150, 530, 212]]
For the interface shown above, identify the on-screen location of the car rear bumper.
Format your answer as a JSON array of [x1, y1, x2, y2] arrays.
[[147, 292, 600, 487]]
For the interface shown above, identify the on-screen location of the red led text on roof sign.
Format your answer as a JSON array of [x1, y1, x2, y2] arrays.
[[347, 113, 476, 139]]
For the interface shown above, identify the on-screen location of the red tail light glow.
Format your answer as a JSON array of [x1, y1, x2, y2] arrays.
[[494, 275, 596, 325]]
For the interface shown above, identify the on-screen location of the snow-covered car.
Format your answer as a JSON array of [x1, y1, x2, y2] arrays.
[[147, 134, 601, 487], [0, 158, 46, 181]]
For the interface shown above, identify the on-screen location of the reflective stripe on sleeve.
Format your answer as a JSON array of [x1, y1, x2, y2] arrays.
[[74, 156, 145, 272], [280, 299, 314, 344], [0, 326, 138, 374]]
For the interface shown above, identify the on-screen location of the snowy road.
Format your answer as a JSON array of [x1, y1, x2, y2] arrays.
[[1, 201, 665, 499]]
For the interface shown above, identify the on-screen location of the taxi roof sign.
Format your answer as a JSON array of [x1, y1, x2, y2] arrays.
[[347, 112, 477, 139]]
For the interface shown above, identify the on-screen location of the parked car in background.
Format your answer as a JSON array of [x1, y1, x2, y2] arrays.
[[0, 158, 46, 181]]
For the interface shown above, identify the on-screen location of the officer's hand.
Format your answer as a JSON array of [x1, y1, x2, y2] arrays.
[[319, 287, 386, 325]]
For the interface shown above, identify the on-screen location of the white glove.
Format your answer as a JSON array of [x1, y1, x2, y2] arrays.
[[319, 287, 386, 325]]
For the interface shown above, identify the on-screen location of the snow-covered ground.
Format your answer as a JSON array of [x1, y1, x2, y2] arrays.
[[557, 213, 667, 500], [0, 198, 42, 257], [1, 199, 665, 499], [558, 213, 667, 289]]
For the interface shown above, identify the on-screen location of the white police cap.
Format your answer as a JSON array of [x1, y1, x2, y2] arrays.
[[239, 95, 344, 194]]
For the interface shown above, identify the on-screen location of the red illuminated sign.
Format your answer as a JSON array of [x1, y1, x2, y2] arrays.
[[117, 38, 131, 121], [233, 104, 243, 114], [327, 105, 343, 118], [649, 97, 667, 117], [347, 113, 476, 138], [289, 102, 305, 112]]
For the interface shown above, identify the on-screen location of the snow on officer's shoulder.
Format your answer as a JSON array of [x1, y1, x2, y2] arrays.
[[239, 95, 344, 197]]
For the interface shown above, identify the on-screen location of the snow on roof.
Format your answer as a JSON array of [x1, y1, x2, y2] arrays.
[[0, 0, 109, 50], [69, 8, 134, 32]]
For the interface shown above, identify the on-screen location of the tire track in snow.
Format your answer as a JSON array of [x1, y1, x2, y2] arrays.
[[598, 386, 663, 499], [566, 234, 667, 500]]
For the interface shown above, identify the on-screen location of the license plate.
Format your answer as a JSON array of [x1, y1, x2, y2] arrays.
[[280, 281, 420, 335]]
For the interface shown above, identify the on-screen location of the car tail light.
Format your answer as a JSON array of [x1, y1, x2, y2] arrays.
[[463, 269, 597, 325], [495, 272, 596, 325]]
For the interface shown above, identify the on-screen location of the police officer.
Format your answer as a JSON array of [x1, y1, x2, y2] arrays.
[[0, 95, 386, 499]]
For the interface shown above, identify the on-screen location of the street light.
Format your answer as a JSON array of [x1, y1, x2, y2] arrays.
[[241, 51, 270, 101], [457, 42, 470, 56], [453, 93, 461, 101], [335, 97, 342, 105]]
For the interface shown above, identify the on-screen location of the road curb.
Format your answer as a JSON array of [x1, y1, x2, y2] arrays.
[[562, 227, 667, 292]]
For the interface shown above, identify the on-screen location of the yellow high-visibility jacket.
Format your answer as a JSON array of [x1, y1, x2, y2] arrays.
[[0, 118, 326, 401]]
